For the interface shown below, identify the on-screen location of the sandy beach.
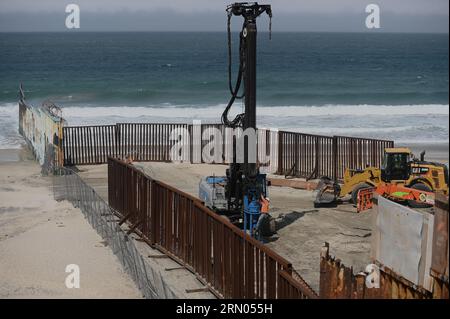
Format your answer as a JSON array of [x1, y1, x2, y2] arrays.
[[0, 148, 142, 298]]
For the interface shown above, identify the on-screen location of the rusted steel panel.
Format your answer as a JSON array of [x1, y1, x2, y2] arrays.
[[278, 270, 318, 299], [431, 194, 449, 278], [319, 243, 331, 298], [277, 131, 392, 180], [354, 274, 365, 299], [320, 242, 437, 299]]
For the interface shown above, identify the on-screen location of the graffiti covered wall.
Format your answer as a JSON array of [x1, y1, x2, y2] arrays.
[[18, 87, 65, 174]]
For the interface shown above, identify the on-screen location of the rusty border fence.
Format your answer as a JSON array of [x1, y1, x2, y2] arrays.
[[62, 123, 393, 181], [107, 157, 318, 299], [63, 123, 263, 167], [277, 132, 394, 180]]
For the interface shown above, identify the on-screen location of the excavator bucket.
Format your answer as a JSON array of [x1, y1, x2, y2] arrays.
[[314, 177, 340, 208]]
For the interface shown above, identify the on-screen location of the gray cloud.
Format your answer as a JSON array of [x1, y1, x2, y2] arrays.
[[0, 0, 448, 32], [0, 0, 448, 15]]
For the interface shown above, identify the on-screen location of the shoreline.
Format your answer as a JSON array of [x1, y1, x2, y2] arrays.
[[0, 148, 31, 163]]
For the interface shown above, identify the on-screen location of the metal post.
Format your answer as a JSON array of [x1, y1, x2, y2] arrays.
[[243, 20, 257, 177]]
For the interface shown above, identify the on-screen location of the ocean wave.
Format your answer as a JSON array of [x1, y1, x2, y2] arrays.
[[0, 103, 23, 149], [60, 104, 449, 119], [285, 124, 448, 135], [1, 103, 448, 149]]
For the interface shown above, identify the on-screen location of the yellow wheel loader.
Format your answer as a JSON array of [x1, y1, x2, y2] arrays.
[[314, 148, 449, 208]]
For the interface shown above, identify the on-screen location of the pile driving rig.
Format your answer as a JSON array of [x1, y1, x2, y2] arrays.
[[199, 3, 273, 237]]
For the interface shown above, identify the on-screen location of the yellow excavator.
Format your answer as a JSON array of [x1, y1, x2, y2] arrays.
[[314, 148, 449, 208]]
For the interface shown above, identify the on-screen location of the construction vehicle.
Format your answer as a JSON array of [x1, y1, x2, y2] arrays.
[[199, 3, 273, 238], [356, 182, 436, 212], [314, 147, 449, 209]]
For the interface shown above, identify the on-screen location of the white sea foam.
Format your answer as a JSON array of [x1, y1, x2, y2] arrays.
[[0, 103, 24, 149], [60, 104, 449, 119], [1, 103, 448, 149]]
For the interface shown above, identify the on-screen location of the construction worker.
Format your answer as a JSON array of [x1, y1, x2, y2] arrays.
[[255, 194, 270, 241], [260, 194, 270, 214]]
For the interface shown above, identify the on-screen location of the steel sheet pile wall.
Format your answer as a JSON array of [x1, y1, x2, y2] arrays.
[[19, 95, 64, 174], [107, 157, 318, 299]]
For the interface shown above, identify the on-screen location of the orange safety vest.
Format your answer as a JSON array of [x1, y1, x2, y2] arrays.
[[260, 197, 270, 214]]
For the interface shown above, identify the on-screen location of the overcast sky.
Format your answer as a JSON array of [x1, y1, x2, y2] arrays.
[[0, 0, 448, 32]]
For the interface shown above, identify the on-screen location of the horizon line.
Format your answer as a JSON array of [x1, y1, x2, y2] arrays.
[[0, 30, 449, 35]]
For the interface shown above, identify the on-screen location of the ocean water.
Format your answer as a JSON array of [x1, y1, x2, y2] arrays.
[[0, 32, 448, 149]]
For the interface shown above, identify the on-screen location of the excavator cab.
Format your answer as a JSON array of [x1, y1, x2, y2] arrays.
[[381, 148, 412, 182]]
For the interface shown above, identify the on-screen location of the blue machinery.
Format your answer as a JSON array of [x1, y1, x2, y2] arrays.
[[243, 192, 260, 236], [199, 173, 269, 237]]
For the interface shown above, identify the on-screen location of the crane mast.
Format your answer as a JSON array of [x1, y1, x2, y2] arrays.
[[199, 2, 272, 238]]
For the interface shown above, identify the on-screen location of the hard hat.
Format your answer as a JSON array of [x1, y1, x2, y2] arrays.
[[265, 197, 270, 202]]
